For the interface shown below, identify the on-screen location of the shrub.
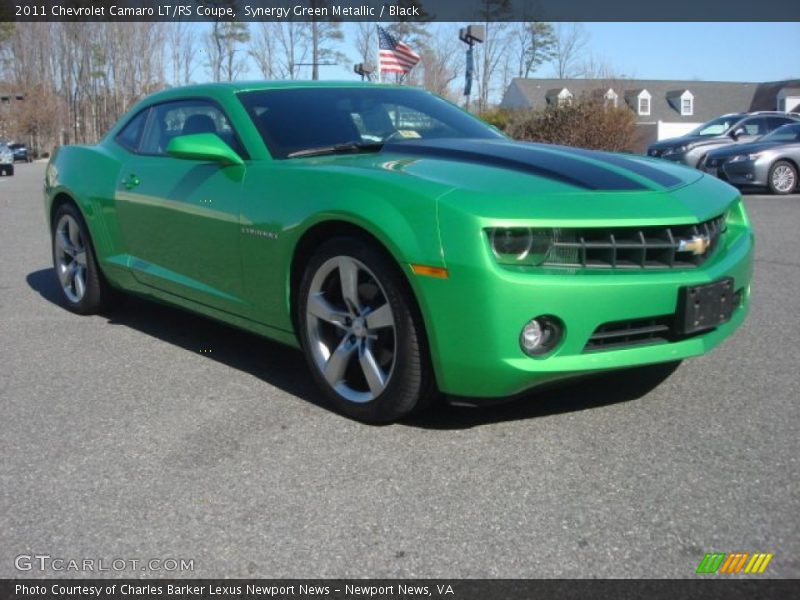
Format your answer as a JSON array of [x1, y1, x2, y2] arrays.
[[506, 97, 638, 153], [478, 108, 512, 132]]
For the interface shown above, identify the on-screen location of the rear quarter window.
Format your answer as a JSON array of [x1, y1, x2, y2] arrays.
[[115, 109, 149, 152]]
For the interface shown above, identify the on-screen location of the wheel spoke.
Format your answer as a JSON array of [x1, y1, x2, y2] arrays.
[[56, 228, 75, 257], [359, 345, 387, 396], [57, 262, 75, 286], [308, 293, 348, 329], [338, 258, 361, 315], [323, 337, 357, 386], [68, 218, 81, 248], [365, 303, 394, 330], [75, 250, 87, 266], [73, 266, 86, 298]]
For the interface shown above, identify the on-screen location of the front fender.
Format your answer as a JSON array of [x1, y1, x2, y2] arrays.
[[238, 162, 451, 333]]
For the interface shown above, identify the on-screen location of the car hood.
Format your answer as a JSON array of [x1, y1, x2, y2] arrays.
[[648, 135, 729, 150], [304, 138, 734, 223], [707, 139, 788, 158], [376, 139, 702, 192]]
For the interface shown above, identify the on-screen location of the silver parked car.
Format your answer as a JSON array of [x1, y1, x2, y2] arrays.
[[647, 112, 799, 168], [703, 123, 800, 194], [0, 143, 14, 176]]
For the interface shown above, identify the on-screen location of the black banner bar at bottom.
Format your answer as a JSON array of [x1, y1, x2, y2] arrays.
[[1, 579, 797, 600]]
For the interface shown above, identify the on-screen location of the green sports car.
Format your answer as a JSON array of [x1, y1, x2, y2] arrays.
[[44, 82, 753, 423]]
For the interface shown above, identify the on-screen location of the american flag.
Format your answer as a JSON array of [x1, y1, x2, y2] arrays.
[[378, 26, 420, 74]]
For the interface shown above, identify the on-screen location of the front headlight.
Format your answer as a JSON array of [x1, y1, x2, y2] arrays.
[[487, 228, 554, 266], [663, 145, 689, 156], [728, 153, 761, 163]]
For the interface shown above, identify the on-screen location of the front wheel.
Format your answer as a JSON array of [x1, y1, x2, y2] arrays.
[[51, 203, 116, 314], [297, 237, 435, 423], [768, 160, 797, 195]]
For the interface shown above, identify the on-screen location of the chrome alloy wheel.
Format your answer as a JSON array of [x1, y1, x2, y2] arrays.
[[305, 256, 397, 403], [771, 164, 796, 193], [54, 214, 88, 303]]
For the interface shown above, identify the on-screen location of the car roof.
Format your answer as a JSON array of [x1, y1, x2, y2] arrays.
[[138, 80, 417, 105]]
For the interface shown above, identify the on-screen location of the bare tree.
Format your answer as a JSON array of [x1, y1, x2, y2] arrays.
[[354, 22, 377, 73], [167, 22, 196, 86], [249, 23, 277, 80], [468, 0, 513, 112], [419, 34, 460, 99], [206, 21, 249, 82], [552, 23, 589, 79], [273, 21, 310, 80], [511, 22, 557, 79], [309, 21, 346, 80]]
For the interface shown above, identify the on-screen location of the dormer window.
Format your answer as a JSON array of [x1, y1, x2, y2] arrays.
[[604, 89, 618, 108], [680, 90, 694, 116], [637, 90, 651, 116]]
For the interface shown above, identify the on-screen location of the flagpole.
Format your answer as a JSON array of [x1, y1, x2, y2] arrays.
[[376, 24, 381, 84]]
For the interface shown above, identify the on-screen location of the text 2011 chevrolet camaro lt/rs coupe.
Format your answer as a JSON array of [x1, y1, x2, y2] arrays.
[[44, 82, 753, 423]]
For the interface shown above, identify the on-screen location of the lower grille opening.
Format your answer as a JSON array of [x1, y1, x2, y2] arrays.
[[585, 316, 673, 352], [584, 288, 743, 352]]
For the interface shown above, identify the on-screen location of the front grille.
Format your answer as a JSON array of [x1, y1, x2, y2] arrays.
[[584, 316, 672, 352], [543, 214, 725, 270]]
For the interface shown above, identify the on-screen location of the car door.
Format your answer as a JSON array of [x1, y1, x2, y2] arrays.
[[115, 99, 247, 313]]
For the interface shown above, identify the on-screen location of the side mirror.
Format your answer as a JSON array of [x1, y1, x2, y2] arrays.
[[166, 133, 243, 166], [730, 127, 746, 140]]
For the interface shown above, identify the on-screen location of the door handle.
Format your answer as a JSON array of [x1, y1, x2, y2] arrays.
[[122, 174, 140, 189]]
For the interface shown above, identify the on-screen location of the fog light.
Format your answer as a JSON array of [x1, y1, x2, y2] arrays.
[[520, 316, 563, 356]]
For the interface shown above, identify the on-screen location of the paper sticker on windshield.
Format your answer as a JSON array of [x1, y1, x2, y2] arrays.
[[396, 130, 421, 138]]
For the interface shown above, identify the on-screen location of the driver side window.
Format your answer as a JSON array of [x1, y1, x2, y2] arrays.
[[139, 100, 245, 157], [740, 118, 767, 136]]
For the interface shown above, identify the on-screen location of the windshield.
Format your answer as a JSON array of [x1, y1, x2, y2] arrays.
[[760, 123, 800, 142], [688, 115, 744, 137], [238, 87, 504, 159]]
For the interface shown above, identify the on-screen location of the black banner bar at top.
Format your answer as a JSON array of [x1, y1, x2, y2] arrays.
[[2, 579, 799, 600], [4, 0, 800, 22]]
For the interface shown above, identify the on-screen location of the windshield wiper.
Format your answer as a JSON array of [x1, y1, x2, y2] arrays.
[[287, 141, 384, 158]]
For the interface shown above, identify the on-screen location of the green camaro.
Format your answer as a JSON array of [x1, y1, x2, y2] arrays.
[[44, 81, 753, 423]]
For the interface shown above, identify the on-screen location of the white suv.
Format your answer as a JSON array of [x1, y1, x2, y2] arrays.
[[0, 143, 13, 176]]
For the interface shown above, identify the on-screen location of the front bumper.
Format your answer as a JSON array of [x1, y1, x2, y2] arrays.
[[718, 158, 770, 188], [416, 209, 754, 398]]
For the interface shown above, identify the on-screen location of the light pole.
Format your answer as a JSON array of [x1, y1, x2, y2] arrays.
[[354, 63, 375, 82], [459, 25, 485, 113]]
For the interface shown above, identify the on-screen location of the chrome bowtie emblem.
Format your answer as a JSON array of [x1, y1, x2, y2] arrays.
[[678, 235, 711, 255]]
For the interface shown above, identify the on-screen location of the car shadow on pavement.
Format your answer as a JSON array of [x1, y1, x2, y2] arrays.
[[407, 361, 680, 430], [25, 268, 323, 407], [27, 267, 678, 429]]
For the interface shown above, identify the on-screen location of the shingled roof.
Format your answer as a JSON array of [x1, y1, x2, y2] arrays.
[[501, 78, 800, 122]]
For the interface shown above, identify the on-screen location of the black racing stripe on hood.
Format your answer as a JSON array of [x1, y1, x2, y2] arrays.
[[566, 147, 684, 188], [383, 139, 649, 191]]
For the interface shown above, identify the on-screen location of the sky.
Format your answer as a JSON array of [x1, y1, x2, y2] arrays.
[[318, 22, 800, 84]]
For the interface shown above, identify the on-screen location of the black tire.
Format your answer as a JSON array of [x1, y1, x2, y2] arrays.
[[51, 202, 116, 315], [297, 237, 436, 423], [767, 160, 798, 195], [8, 165, 13, 176]]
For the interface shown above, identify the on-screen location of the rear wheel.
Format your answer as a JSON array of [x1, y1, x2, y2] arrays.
[[768, 160, 797, 195], [51, 203, 116, 314], [297, 237, 435, 423]]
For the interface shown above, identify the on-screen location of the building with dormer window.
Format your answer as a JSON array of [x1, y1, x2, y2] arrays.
[[501, 78, 800, 151]]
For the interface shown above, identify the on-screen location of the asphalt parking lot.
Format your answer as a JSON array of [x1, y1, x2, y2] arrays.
[[1, 161, 798, 578]]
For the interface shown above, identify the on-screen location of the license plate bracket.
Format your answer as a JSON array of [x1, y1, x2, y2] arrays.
[[676, 277, 736, 335]]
